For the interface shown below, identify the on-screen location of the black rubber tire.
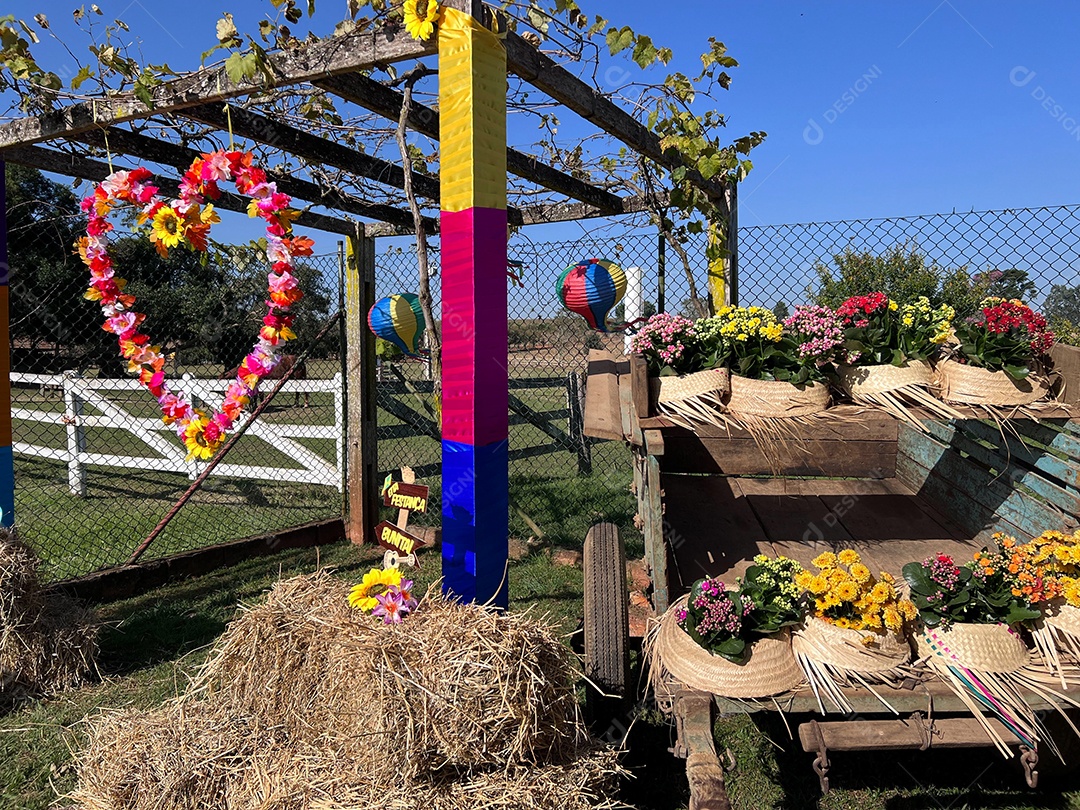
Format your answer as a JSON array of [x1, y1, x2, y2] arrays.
[[583, 522, 630, 699]]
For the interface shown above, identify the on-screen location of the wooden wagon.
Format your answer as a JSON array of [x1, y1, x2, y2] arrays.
[[581, 347, 1080, 807]]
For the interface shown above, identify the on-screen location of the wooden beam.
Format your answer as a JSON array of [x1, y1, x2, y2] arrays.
[[345, 227, 379, 545], [316, 73, 624, 213], [0, 144, 356, 236], [0, 29, 435, 150], [504, 32, 728, 202], [74, 126, 431, 230], [365, 191, 658, 236], [181, 102, 442, 201]]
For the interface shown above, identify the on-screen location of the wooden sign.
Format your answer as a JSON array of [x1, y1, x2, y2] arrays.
[[382, 481, 429, 514], [375, 520, 430, 558]]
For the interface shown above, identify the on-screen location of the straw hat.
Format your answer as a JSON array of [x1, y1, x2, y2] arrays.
[[837, 361, 932, 396], [726, 375, 830, 418], [1043, 601, 1080, 638], [792, 616, 911, 674], [916, 623, 1031, 673], [651, 368, 729, 405], [654, 599, 804, 698], [935, 359, 1049, 406]]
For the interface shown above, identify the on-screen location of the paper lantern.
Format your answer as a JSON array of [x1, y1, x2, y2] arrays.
[[368, 293, 425, 355], [557, 258, 627, 332]]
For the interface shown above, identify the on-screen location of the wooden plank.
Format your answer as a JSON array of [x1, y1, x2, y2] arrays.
[[315, 73, 623, 212], [630, 354, 650, 420], [799, 717, 1024, 752], [955, 418, 1080, 490], [922, 419, 1080, 517], [47, 518, 345, 603], [640, 406, 898, 441], [661, 474, 770, 590], [508, 391, 571, 445], [900, 423, 1078, 534], [1002, 418, 1080, 464], [1051, 343, 1080, 405], [345, 230, 379, 545], [2, 145, 356, 236], [657, 435, 896, 478], [75, 126, 424, 229], [641, 451, 670, 613], [0, 29, 435, 149], [736, 479, 853, 545], [675, 691, 732, 810], [583, 349, 623, 441]]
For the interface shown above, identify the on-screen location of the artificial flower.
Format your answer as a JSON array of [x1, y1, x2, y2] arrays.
[[403, 0, 440, 40]]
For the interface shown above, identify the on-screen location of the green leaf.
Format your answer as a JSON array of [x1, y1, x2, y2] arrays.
[[70, 65, 94, 89], [605, 26, 634, 56], [902, 562, 935, 595], [1004, 364, 1030, 380]]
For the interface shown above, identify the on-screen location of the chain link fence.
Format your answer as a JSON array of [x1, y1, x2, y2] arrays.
[[11, 200, 1080, 582]]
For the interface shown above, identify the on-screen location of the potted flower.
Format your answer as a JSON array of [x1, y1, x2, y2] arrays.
[[653, 557, 805, 699], [793, 550, 915, 683], [834, 293, 959, 423], [937, 297, 1055, 406], [630, 313, 728, 425], [695, 305, 831, 418], [903, 553, 1040, 670]]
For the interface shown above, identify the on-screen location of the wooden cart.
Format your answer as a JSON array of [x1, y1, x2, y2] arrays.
[[581, 349, 1080, 807]]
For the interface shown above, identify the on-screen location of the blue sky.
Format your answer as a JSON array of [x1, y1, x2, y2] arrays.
[[12, 1, 1080, 239]]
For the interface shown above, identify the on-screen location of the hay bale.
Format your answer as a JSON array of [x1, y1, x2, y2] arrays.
[[0, 529, 97, 704], [71, 572, 626, 810]]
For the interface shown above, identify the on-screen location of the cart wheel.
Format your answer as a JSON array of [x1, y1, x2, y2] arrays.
[[584, 522, 630, 702]]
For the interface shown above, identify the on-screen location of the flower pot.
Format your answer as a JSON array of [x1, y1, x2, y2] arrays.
[[935, 358, 1049, 407], [916, 622, 1030, 673], [725, 375, 829, 418], [793, 616, 911, 674], [652, 598, 803, 698], [836, 360, 933, 397], [648, 368, 729, 426]]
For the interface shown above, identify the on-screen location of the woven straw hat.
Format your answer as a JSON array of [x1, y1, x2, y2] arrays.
[[837, 361, 932, 397], [726, 375, 830, 418], [651, 368, 729, 406], [935, 359, 1049, 406], [654, 599, 804, 698], [792, 616, 911, 674], [916, 623, 1031, 673], [1043, 601, 1080, 638]]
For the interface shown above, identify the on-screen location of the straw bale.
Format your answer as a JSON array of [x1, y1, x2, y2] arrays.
[[71, 572, 625, 810], [0, 530, 97, 704]]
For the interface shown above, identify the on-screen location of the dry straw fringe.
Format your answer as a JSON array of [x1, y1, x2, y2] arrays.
[[792, 618, 916, 715], [651, 368, 730, 430], [0, 530, 97, 707], [70, 571, 627, 810], [915, 623, 1080, 761], [836, 362, 966, 432], [1030, 603, 1080, 689]]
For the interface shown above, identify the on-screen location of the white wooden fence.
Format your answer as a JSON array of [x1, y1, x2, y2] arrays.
[[11, 371, 344, 495]]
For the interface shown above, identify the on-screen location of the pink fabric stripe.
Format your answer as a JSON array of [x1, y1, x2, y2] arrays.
[[440, 207, 508, 446]]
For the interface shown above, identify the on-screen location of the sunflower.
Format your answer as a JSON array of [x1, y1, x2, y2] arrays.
[[149, 205, 186, 257], [348, 566, 404, 612], [403, 0, 439, 41], [183, 413, 221, 461]]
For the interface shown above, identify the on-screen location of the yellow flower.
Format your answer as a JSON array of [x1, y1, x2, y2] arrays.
[[888, 299, 898, 311], [836, 580, 859, 602], [850, 563, 871, 583], [183, 413, 221, 461], [834, 617, 851, 630], [808, 575, 829, 595], [812, 552, 837, 570], [403, 0, 439, 40], [883, 606, 903, 631], [795, 571, 814, 590], [869, 582, 892, 604], [348, 566, 403, 612], [838, 549, 860, 566], [150, 205, 185, 254]]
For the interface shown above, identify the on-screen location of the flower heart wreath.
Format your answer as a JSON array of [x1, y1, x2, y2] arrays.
[[78, 150, 312, 460]]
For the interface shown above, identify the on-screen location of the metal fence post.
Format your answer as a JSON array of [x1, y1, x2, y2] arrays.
[[567, 371, 591, 475], [62, 370, 87, 497], [623, 264, 643, 355]]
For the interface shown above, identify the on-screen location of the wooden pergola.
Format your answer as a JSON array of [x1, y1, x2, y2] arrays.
[[0, 0, 732, 605]]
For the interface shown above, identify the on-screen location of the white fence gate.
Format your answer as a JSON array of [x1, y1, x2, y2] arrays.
[[11, 371, 344, 495]]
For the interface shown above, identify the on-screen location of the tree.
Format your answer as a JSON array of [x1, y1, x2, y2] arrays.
[[1044, 283, 1080, 325]]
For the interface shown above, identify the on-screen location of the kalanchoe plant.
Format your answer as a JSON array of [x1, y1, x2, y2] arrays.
[[836, 292, 904, 366], [678, 556, 805, 661], [783, 304, 845, 374], [897, 296, 955, 361], [630, 313, 719, 376], [695, 305, 822, 384], [951, 298, 1055, 381], [902, 553, 1041, 629]]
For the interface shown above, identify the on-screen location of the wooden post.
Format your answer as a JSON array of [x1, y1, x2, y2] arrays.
[[566, 371, 591, 475], [345, 225, 379, 545], [0, 161, 13, 526], [62, 370, 87, 497], [438, 1, 509, 606]]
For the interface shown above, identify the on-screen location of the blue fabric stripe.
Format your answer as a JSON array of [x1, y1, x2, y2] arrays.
[[441, 438, 508, 608], [0, 445, 13, 527]]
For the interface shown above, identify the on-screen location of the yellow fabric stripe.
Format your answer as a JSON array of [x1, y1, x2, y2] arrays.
[[707, 223, 729, 311], [438, 6, 507, 212]]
